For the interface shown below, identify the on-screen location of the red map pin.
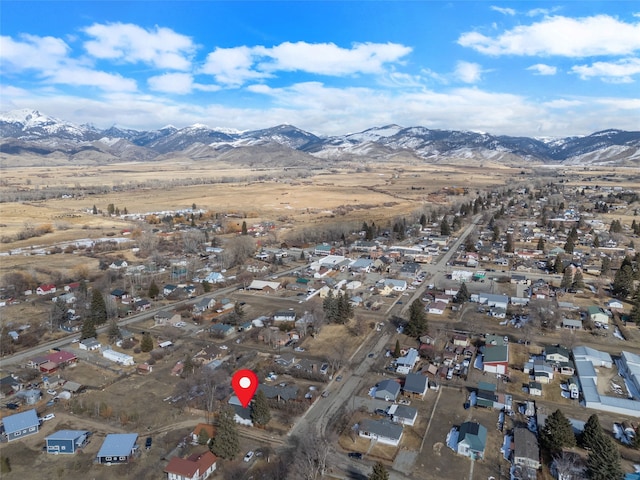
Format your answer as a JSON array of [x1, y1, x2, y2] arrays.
[[232, 369, 259, 408]]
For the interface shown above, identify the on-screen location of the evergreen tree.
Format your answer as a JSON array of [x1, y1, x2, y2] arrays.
[[456, 282, 470, 303], [505, 234, 514, 253], [492, 225, 500, 242], [419, 214, 427, 228], [393, 339, 401, 358], [197, 427, 210, 445], [630, 286, 640, 325], [369, 462, 389, 480], [107, 320, 121, 344], [536, 237, 545, 252], [440, 219, 451, 236], [612, 265, 634, 298], [593, 235, 600, 248], [90, 289, 108, 325], [404, 299, 428, 337], [572, 270, 585, 289], [92, 205, 98, 215], [580, 414, 602, 450], [250, 390, 271, 427], [322, 290, 339, 323], [210, 407, 240, 459], [553, 255, 564, 274], [299, 250, 305, 261], [80, 317, 96, 340], [50, 298, 69, 328], [452, 215, 462, 231], [140, 332, 153, 352], [148, 281, 159, 299], [601, 256, 611, 276], [563, 236, 575, 254], [586, 431, 623, 480], [539, 409, 576, 454], [202, 281, 211, 293], [182, 355, 195, 376], [561, 268, 574, 289], [241, 221, 248, 235]]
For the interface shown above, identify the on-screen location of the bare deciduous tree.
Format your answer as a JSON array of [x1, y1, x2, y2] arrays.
[[288, 431, 332, 480]]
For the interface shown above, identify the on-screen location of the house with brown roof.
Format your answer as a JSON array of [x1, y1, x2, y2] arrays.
[[191, 424, 215, 445], [165, 450, 217, 480]]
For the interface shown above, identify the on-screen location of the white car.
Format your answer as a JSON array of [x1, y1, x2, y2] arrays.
[[42, 413, 55, 421], [47, 389, 57, 396], [294, 347, 305, 352], [219, 345, 228, 350], [243, 451, 254, 462]]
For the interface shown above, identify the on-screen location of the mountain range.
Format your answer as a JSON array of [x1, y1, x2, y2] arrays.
[[1, 109, 639, 167]]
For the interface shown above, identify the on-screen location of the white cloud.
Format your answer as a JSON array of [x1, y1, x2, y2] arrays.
[[201, 41, 411, 86], [571, 58, 640, 83], [526, 7, 561, 17], [0, 34, 136, 92], [83, 22, 195, 70], [148, 73, 194, 94], [458, 15, 640, 57], [454, 61, 483, 83], [201, 46, 269, 87], [527, 63, 557, 75], [491, 6, 516, 16], [1, 34, 69, 71]]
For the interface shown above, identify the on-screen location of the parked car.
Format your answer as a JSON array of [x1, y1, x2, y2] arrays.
[[47, 389, 57, 396], [348, 452, 363, 459], [5, 403, 19, 410], [219, 345, 228, 350], [145, 437, 152, 450], [243, 451, 255, 462], [42, 413, 55, 421], [294, 347, 305, 352], [335, 375, 343, 382]]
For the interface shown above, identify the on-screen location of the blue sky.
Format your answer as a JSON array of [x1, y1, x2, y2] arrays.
[[1, 1, 639, 137]]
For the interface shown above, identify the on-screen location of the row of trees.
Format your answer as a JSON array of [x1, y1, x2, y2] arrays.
[[540, 409, 624, 480]]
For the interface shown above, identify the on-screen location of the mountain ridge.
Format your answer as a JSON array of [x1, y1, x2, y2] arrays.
[[1, 109, 639, 166]]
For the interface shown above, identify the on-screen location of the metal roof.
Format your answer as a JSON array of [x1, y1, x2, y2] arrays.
[[403, 373, 427, 394], [46, 430, 89, 441], [2, 409, 39, 434], [97, 433, 138, 458]]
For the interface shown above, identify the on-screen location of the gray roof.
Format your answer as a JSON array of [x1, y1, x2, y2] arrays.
[[375, 379, 401, 398], [483, 345, 508, 363], [97, 433, 138, 458], [392, 405, 417, 420], [403, 373, 428, 394], [360, 418, 403, 441], [46, 430, 89, 441], [258, 384, 299, 401], [2, 409, 39, 434], [513, 427, 539, 461]]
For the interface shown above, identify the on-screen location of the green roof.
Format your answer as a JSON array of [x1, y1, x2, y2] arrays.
[[458, 422, 487, 452], [483, 345, 509, 363], [296, 278, 310, 283]]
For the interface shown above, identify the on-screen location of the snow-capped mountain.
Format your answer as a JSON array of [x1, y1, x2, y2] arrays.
[[1, 109, 639, 166]]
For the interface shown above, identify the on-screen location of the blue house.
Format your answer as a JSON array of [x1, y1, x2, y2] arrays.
[[45, 430, 89, 454], [96, 433, 138, 464], [2, 409, 39, 442]]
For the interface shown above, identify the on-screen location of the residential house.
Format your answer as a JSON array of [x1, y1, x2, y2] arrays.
[[457, 422, 487, 460], [387, 404, 418, 426], [46, 350, 78, 368], [228, 396, 253, 426], [350, 258, 374, 273], [209, 324, 235, 337], [163, 284, 178, 296], [403, 373, 428, 399], [452, 335, 469, 347], [587, 306, 610, 325], [110, 288, 129, 302], [383, 279, 407, 293], [606, 299, 624, 311], [0, 374, 22, 398], [545, 345, 570, 364], [109, 260, 128, 270], [396, 348, 419, 374], [193, 297, 216, 315], [258, 384, 299, 402], [428, 301, 447, 315], [399, 262, 421, 279], [191, 424, 215, 445], [193, 345, 220, 366], [45, 430, 90, 454], [359, 418, 404, 447], [154, 310, 182, 326], [374, 379, 401, 401], [562, 318, 583, 330], [137, 363, 153, 375], [96, 433, 138, 464], [528, 381, 543, 396], [53, 293, 76, 304], [37, 284, 57, 295], [165, 451, 217, 480], [204, 272, 225, 284], [247, 280, 281, 291], [2, 409, 40, 441], [513, 427, 541, 470], [79, 337, 101, 351], [314, 244, 333, 256], [134, 299, 151, 311]]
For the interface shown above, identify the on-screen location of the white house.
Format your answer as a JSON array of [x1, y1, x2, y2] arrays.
[[359, 419, 403, 447], [428, 302, 447, 315], [384, 279, 407, 292], [396, 348, 419, 374], [387, 404, 418, 426], [102, 349, 134, 366]]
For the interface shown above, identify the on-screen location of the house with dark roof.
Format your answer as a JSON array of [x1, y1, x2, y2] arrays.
[[2, 409, 40, 441], [258, 383, 299, 402], [96, 433, 138, 464], [403, 373, 428, 398], [513, 427, 540, 470], [45, 430, 90, 454], [374, 379, 401, 401], [545, 345, 570, 364], [209, 323, 235, 337], [359, 418, 404, 446], [165, 450, 217, 480], [456, 422, 487, 459]]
